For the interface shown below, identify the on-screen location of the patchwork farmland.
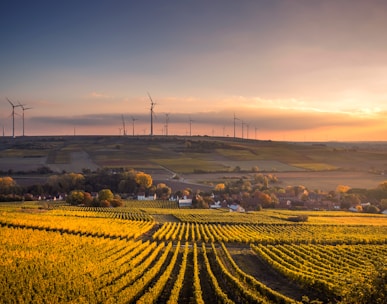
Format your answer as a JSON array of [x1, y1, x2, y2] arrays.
[[0, 136, 386, 191], [0, 136, 386, 303]]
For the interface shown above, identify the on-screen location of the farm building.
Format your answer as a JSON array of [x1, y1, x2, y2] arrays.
[[137, 193, 156, 200], [229, 203, 245, 212], [178, 196, 192, 208], [210, 201, 222, 209]]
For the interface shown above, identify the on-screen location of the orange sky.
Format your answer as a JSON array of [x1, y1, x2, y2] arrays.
[[1, 1, 386, 141]]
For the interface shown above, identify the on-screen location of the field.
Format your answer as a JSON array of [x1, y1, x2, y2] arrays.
[[1, 201, 386, 303], [0, 136, 386, 192]]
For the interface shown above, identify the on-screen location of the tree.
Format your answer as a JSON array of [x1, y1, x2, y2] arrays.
[[155, 183, 172, 200], [241, 180, 252, 192], [66, 190, 85, 206], [214, 183, 226, 193], [135, 172, 152, 190], [118, 179, 137, 194], [254, 190, 272, 208], [377, 181, 387, 191], [380, 199, 387, 211], [66, 190, 93, 206], [300, 189, 309, 201], [47, 173, 85, 193], [110, 194, 123, 207], [98, 189, 114, 202], [336, 185, 351, 194], [117, 169, 137, 193], [342, 193, 361, 206], [83, 192, 93, 206], [0, 177, 17, 194], [192, 194, 209, 209], [364, 205, 380, 214], [182, 188, 192, 197]]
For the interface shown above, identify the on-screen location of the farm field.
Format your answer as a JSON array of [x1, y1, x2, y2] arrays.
[[1, 201, 386, 303], [1, 135, 387, 192]]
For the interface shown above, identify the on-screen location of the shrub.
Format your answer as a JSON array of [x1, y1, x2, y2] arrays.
[[287, 215, 309, 222]]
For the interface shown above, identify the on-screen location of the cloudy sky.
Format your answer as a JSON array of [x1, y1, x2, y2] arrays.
[[1, 0, 386, 141]]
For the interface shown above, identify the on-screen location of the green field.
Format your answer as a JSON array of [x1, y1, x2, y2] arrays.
[[0, 201, 386, 303], [1, 136, 386, 173]]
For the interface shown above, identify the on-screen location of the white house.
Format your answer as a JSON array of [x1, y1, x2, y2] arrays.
[[137, 193, 156, 200], [210, 201, 222, 209], [229, 203, 245, 212], [178, 196, 192, 208]]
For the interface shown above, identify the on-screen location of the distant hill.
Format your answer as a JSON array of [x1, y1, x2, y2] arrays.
[[1, 135, 386, 191]]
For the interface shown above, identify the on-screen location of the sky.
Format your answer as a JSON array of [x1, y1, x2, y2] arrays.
[[0, 0, 386, 141]]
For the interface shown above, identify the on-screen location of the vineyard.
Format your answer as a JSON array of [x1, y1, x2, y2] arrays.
[[1, 202, 386, 303]]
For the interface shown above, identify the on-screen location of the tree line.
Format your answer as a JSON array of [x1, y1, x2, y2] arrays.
[[0, 169, 387, 212]]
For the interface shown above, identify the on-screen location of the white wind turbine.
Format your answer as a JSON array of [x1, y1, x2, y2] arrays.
[[131, 116, 138, 136], [121, 114, 127, 136], [189, 116, 194, 137], [6, 98, 21, 138], [19, 102, 32, 137], [147, 92, 157, 136]]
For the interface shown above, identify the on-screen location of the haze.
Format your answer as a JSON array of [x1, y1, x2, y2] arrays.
[[1, 0, 386, 141]]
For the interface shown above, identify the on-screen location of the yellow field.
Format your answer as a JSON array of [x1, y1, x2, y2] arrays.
[[0, 202, 386, 303]]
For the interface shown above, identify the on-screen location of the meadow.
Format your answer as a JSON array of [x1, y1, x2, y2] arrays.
[[0, 201, 386, 303]]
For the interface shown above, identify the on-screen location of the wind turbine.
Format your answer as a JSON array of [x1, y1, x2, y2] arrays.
[[233, 113, 240, 138], [19, 102, 32, 137], [121, 115, 127, 136], [147, 92, 157, 136], [131, 116, 138, 136], [165, 113, 170, 136], [6, 98, 21, 138], [189, 116, 194, 137], [241, 120, 245, 139]]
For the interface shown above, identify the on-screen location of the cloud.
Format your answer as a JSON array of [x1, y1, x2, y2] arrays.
[[88, 92, 112, 99], [28, 107, 380, 133]]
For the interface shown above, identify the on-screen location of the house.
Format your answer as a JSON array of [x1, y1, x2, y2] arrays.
[[229, 203, 245, 213], [137, 193, 156, 200], [178, 196, 192, 208], [210, 201, 222, 209], [348, 207, 359, 212]]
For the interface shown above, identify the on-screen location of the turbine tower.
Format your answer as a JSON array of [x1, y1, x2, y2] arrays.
[[241, 120, 245, 139], [6, 98, 21, 138], [19, 102, 32, 137], [233, 113, 240, 138], [189, 116, 194, 137], [165, 113, 169, 136], [147, 92, 156, 136], [131, 116, 138, 136], [121, 115, 127, 136]]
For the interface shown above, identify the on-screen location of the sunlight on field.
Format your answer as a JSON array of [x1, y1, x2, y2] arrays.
[[0, 203, 386, 303], [216, 148, 258, 160], [291, 163, 338, 171], [156, 158, 227, 173], [309, 216, 387, 225]]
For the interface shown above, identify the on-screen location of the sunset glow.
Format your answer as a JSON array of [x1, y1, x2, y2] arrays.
[[0, 1, 386, 141]]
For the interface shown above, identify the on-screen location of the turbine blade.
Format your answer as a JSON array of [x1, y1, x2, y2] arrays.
[[6, 98, 14, 106]]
